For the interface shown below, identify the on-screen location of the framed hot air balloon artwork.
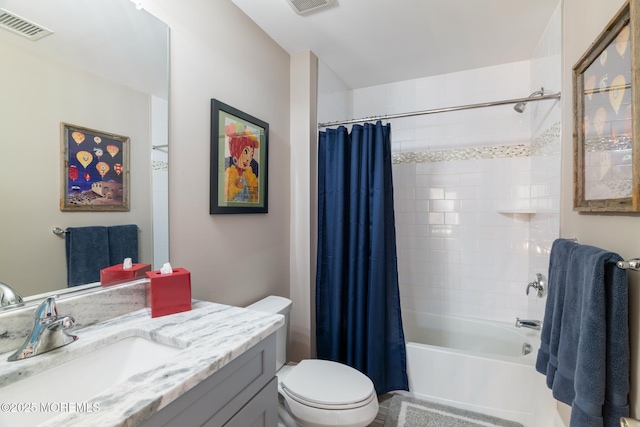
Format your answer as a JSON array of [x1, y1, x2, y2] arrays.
[[573, 0, 640, 212], [209, 99, 269, 214], [60, 123, 130, 212]]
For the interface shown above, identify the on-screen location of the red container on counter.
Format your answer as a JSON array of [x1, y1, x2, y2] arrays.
[[145, 268, 192, 318]]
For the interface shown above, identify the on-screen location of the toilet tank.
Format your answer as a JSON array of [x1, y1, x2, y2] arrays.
[[245, 296, 291, 370]]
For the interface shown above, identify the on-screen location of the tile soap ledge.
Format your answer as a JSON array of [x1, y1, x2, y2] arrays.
[[496, 209, 536, 214]]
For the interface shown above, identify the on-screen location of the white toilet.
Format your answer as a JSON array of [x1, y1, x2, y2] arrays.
[[246, 296, 379, 427]]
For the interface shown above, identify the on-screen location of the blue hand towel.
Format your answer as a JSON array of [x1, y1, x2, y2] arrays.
[[536, 238, 578, 386], [551, 244, 629, 427], [107, 224, 139, 265], [65, 226, 110, 287]]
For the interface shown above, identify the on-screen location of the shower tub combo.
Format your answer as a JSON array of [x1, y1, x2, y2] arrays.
[[401, 310, 562, 427]]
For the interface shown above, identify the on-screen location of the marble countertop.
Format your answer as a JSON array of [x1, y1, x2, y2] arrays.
[[0, 300, 284, 427]]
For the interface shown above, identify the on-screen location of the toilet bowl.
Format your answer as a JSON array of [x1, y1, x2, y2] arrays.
[[245, 296, 378, 427], [278, 360, 378, 427]]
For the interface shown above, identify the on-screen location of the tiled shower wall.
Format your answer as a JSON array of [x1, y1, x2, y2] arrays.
[[151, 96, 169, 269], [392, 154, 533, 321], [527, 2, 562, 320], [317, 3, 561, 323]]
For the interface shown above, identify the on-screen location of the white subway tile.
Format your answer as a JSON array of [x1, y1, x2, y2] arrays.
[[415, 174, 430, 188], [430, 174, 461, 187], [429, 224, 460, 239], [427, 212, 444, 224], [416, 200, 430, 212], [459, 172, 488, 186], [449, 187, 478, 200], [445, 213, 460, 225], [392, 128, 415, 142], [430, 199, 460, 212], [460, 199, 495, 213]]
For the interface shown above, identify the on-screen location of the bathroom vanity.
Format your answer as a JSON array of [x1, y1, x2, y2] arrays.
[[140, 333, 278, 427], [0, 290, 283, 427]]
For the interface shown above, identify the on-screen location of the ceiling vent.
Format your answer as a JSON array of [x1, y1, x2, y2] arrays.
[[285, 0, 333, 15], [0, 8, 53, 41]]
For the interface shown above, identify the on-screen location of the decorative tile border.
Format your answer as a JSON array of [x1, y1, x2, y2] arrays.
[[531, 121, 562, 156], [152, 160, 168, 171], [392, 121, 561, 164], [393, 144, 530, 164]]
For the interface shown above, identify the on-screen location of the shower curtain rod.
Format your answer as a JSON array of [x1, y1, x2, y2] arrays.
[[317, 91, 561, 128]]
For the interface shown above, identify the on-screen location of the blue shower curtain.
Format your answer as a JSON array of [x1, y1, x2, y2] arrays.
[[316, 121, 409, 395]]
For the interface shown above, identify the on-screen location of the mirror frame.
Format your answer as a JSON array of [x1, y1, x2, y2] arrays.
[[573, 0, 640, 212]]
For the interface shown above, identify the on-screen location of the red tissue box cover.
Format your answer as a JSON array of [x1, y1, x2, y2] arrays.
[[100, 263, 151, 287], [145, 268, 192, 318]]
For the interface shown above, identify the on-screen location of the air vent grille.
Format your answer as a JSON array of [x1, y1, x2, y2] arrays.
[[286, 0, 333, 15], [0, 9, 53, 41]]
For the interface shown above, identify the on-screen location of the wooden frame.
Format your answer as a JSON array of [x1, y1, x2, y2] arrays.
[[210, 99, 269, 214], [60, 123, 130, 211], [573, 0, 640, 212]]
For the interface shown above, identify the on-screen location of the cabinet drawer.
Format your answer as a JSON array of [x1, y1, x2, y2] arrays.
[[141, 333, 276, 427], [219, 377, 277, 427]]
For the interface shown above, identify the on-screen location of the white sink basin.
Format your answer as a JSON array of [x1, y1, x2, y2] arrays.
[[0, 336, 181, 426]]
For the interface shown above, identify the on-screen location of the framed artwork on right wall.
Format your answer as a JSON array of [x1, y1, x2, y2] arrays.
[[209, 99, 269, 214], [573, 0, 640, 212]]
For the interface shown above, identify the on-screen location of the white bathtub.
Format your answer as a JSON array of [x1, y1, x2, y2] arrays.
[[401, 310, 562, 427]]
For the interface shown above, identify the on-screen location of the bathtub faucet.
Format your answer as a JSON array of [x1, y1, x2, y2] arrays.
[[515, 318, 541, 331]]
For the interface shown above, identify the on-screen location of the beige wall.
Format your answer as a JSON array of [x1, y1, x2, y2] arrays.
[[144, 0, 291, 308], [289, 51, 318, 361], [0, 42, 153, 296], [563, 0, 640, 418]]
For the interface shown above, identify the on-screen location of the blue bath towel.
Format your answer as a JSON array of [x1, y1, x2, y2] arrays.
[[536, 238, 577, 384], [65, 226, 110, 287], [552, 244, 629, 427], [107, 224, 139, 265]]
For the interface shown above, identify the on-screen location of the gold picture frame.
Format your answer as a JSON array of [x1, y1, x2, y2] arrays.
[[573, 0, 640, 212], [60, 123, 130, 212]]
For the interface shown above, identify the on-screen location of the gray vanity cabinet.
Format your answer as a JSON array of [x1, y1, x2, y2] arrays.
[[141, 333, 277, 427]]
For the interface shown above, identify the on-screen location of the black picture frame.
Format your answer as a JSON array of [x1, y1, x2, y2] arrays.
[[210, 99, 269, 214]]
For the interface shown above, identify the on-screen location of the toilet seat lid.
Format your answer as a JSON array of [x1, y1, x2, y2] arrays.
[[281, 359, 375, 408]]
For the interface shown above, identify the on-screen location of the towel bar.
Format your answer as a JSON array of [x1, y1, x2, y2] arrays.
[[52, 227, 67, 236], [53, 226, 140, 237], [621, 417, 640, 427], [617, 259, 640, 271], [566, 238, 638, 271]]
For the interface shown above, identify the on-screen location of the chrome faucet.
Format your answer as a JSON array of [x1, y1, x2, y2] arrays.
[[526, 273, 546, 298], [7, 296, 78, 361], [515, 318, 541, 331], [0, 281, 24, 308]]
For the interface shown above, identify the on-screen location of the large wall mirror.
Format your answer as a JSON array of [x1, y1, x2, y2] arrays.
[[0, 0, 169, 303]]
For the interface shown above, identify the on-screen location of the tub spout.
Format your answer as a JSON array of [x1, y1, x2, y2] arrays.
[[515, 318, 541, 331]]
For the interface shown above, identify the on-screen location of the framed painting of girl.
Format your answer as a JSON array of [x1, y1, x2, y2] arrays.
[[210, 99, 269, 214]]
